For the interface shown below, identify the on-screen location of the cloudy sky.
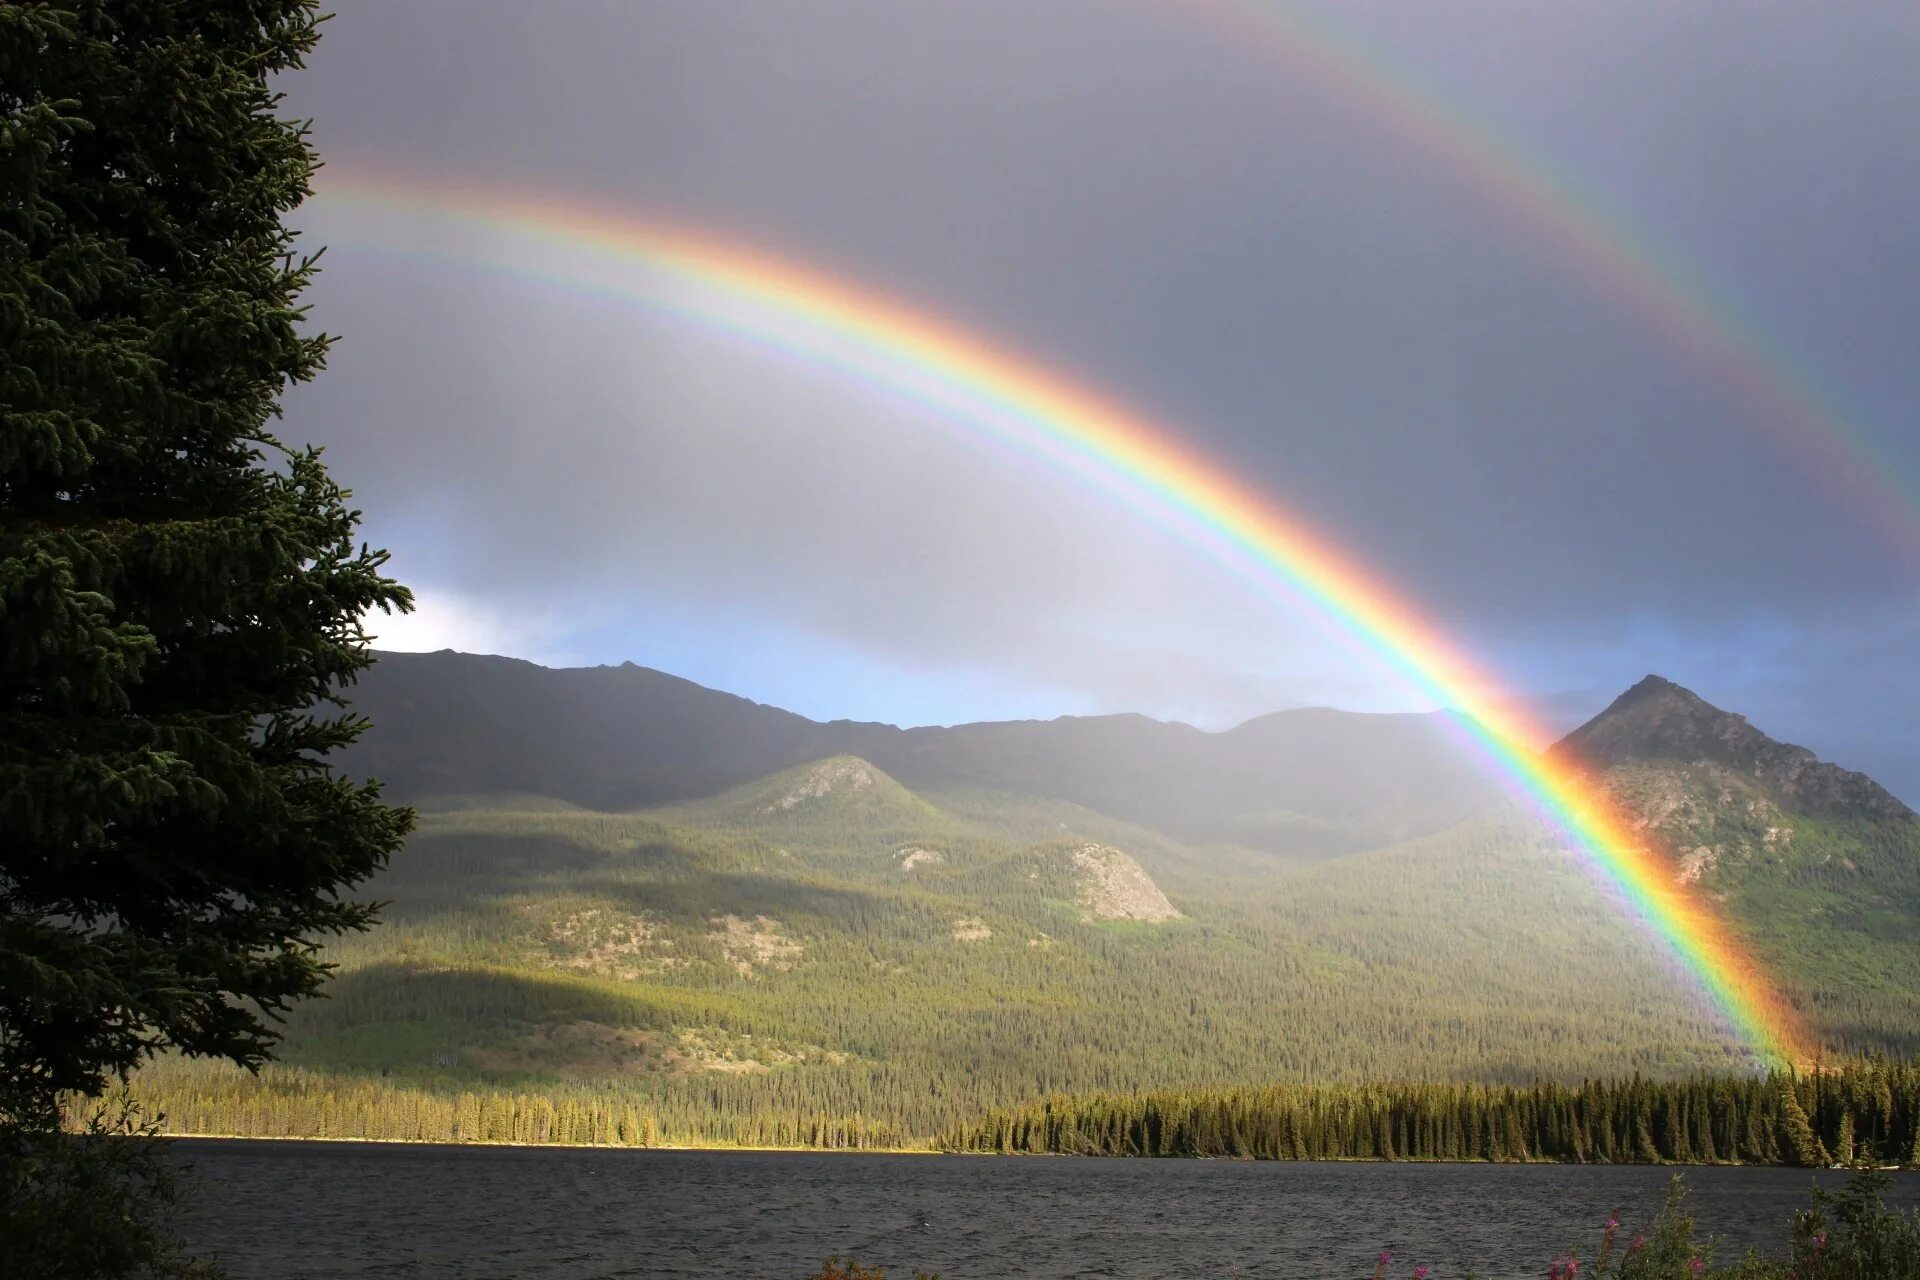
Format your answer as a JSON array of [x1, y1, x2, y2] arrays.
[[281, 1, 1920, 800]]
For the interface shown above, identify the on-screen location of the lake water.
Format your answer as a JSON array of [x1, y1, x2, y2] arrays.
[[175, 1141, 1917, 1280]]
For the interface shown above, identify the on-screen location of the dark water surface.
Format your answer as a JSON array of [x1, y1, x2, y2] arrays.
[[176, 1140, 1918, 1280]]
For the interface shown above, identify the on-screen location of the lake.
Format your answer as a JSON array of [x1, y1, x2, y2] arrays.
[[175, 1141, 1917, 1279]]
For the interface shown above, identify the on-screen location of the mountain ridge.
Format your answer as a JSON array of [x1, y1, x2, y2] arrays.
[[345, 649, 1504, 855]]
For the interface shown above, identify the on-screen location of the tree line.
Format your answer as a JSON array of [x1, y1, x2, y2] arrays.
[[941, 1058, 1920, 1164], [132, 1058, 921, 1151], [132, 1056, 1920, 1165]]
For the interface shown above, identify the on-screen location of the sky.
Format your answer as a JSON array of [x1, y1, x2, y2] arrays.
[[282, 1, 1920, 801]]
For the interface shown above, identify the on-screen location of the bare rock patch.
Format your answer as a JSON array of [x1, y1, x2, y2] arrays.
[[1675, 846, 1719, 885], [950, 917, 992, 943], [708, 913, 803, 977], [545, 908, 680, 980], [764, 758, 874, 812], [1070, 843, 1181, 923]]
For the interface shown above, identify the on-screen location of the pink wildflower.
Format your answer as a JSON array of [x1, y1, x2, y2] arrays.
[[1630, 1235, 1646, 1252], [1413, 1268, 1430, 1280], [1690, 1258, 1703, 1275]]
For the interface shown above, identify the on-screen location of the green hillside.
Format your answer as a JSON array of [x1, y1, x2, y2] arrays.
[[132, 672, 1919, 1148], [1560, 677, 1920, 1053], [122, 777, 1816, 1145]]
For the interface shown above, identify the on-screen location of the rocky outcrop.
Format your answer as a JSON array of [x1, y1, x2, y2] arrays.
[[1070, 844, 1182, 923], [707, 914, 802, 977], [762, 757, 876, 812]]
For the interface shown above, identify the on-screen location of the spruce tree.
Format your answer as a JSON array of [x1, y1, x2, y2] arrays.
[[1834, 1110, 1856, 1167], [0, 0, 412, 1129], [1779, 1081, 1832, 1168]]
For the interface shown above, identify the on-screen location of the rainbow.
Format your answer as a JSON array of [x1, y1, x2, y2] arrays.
[[308, 170, 1812, 1065], [1189, 0, 1918, 568]]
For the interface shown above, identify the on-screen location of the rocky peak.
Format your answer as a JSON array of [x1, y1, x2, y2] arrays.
[[1553, 676, 1911, 820]]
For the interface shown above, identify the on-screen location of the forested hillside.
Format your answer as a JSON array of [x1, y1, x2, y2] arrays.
[[1558, 676, 1920, 1053], [128, 783, 1749, 1144], [130, 664, 1919, 1149]]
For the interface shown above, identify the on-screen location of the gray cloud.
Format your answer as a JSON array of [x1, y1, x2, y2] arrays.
[[281, 1, 1920, 794]]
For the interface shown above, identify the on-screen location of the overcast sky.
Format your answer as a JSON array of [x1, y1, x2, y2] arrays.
[[281, 1, 1920, 800]]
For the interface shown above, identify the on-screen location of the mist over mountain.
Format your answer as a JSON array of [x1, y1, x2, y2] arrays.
[[346, 650, 1504, 855]]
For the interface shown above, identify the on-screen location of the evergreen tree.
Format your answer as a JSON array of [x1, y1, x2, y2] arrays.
[[1692, 1089, 1718, 1163], [1634, 1104, 1661, 1163], [1873, 1065, 1896, 1150], [0, 0, 412, 1130], [1834, 1110, 1856, 1167], [1779, 1082, 1831, 1168], [1744, 1103, 1778, 1165]]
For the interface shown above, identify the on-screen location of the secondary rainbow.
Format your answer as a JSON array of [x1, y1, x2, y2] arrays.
[[1185, 0, 1919, 567], [311, 170, 1812, 1065]]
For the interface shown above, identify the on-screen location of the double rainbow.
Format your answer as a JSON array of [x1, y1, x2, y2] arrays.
[[310, 170, 1811, 1066], [1197, 0, 1918, 568]]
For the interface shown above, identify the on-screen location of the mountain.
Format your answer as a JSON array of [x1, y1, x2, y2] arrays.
[[134, 668, 1920, 1148], [1556, 675, 1912, 820], [1554, 676, 1920, 1043], [877, 704, 1497, 854], [345, 650, 1503, 856], [340, 650, 844, 809]]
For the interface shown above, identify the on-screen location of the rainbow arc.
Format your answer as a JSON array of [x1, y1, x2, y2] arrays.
[[310, 171, 1813, 1065]]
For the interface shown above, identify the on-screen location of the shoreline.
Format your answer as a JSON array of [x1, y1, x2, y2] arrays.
[[159, 1133, 1916, 1170], [162, 1132, 948, 1155]]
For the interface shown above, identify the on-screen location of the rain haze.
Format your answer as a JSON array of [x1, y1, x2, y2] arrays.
[[279, 0, 1920, 799]]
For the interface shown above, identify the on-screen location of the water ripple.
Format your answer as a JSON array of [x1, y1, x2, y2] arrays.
[[173, 1142, 1919, 1280]]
